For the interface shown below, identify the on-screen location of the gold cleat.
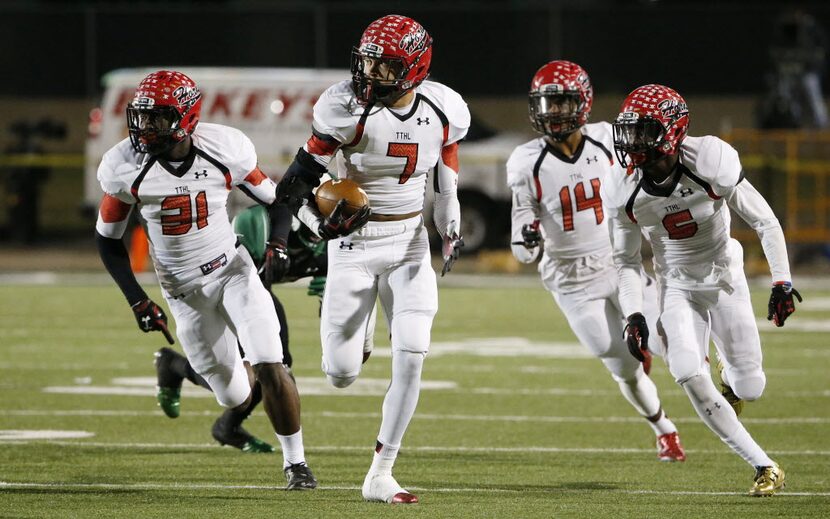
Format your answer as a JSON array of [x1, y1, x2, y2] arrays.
[[716, 358, 743, 416], [750, 463, 785, 497]]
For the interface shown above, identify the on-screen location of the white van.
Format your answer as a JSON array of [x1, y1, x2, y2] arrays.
[[85, 67, 521, 251]]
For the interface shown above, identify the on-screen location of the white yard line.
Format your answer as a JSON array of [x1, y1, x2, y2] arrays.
[[3, 409, 830, 425], [0, 440, 827, 457], [0, 480, 827, 497]]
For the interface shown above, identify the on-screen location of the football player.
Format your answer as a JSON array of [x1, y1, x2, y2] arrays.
[[508, 61, 685, 462], [606, 84, 801, 496], [274, 14, 469, 503], [152, 204, 329, 453], [95, 70, 317, 490]]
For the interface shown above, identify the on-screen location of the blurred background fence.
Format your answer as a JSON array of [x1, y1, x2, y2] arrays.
[[2, 0, 830, 271]]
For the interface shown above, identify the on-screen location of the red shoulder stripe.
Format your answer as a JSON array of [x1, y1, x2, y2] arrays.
[[99, 194, 132, 223], [244, 167, 268, 186], [441, 142, 459, 173]]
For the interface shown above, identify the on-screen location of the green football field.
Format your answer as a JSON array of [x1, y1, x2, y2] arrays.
[[1, 276, 828, 518]]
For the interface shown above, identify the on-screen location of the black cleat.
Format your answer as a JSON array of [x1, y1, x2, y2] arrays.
[[284, 463, 318, 490], [211, 412, 275, 453], [154, 347, 184, 418]]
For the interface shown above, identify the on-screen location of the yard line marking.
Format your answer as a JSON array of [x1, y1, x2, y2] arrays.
[[3, 409, 830, 425], [0, 481, 827, 497], [0, 441, 827, 456]]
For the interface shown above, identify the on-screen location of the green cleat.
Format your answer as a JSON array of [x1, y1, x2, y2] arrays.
[[716, 357, 743, 416], [154, 348, 184, 418], [156, 386, 182, 419], [211, 412, 275, 454]]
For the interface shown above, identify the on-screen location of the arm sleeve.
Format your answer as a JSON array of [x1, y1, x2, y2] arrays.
[[727, 179, 792, 282], [267, 202, 293, 247], [433, 142, 461, 238], [96, 231, 148, 306], [509, 181, 541, 264], [610, 209, 645, 317]]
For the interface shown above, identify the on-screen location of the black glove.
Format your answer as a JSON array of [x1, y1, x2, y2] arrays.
[[512, 221, 541, 250], [131, 299, 174, 345], [767, 282, 802, 327], [318, 199, 371, 240], [260, 241, 291, 286], [624, 312, 652, 374]]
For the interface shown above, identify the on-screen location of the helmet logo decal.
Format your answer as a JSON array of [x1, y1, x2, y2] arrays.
[[539, 84, 564, 94], [172, 86, 202, 110], [398, 26, 428, 55], [658, 98, 688, 120]]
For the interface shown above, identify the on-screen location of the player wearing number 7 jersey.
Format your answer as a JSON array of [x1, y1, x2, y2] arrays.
[[274, 15, 470, 504], [508, 61, 685, 462], [605, 84, 801, 496], [94, 70, 317, 490]]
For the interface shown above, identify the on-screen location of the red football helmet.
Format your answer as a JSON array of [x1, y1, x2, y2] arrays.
[[612, 84, 689, 168], [126, 70, 202, 155], [528, 60, 593, 141], [351, 14, 433, 105]]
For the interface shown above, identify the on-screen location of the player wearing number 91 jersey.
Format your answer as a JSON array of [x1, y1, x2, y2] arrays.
[[508, 61, 685, 463], [95, 70, 317, 490], [606, 84, 801, 496]]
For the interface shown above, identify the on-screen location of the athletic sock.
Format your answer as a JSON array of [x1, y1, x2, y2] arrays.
[[277, 428, 306, 469]]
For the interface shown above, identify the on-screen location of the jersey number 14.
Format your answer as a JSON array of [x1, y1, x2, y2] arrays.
[[559, 178, 603, 232]]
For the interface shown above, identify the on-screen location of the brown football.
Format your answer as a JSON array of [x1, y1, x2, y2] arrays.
[[315, 178, 369, 218]]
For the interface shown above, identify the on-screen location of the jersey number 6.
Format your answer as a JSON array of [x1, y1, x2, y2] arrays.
[[662, 209, 698, 239], [161, 191, 209, 236]]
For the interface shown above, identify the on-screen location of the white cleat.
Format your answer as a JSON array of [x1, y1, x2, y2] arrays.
[[362, 473, 418, 504]]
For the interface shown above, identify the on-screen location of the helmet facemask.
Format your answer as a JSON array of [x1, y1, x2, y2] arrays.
[[529, 91, 585, 141], [127, 105, 186, 156], [351, 47, 414, 105], [612, 114, 667, 168]]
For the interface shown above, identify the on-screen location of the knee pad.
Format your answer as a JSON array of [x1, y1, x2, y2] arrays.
[[731, 371, 766, 401], [327, 373, 358, 388]]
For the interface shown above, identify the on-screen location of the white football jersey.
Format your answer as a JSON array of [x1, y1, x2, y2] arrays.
[[604, 135, 746, 286], [96, 122, 277, 292], [311, 80, 470, 214], [508, 122, 621, 260]]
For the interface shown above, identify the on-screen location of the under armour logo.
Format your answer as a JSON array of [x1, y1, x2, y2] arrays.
[[339, 241, 354, 250], [586, 155, 598, 164], [680, 187, 694, 197], [416, 117, 430, 126], [194, 170, 208, 179], [140, 315, 152, 330]]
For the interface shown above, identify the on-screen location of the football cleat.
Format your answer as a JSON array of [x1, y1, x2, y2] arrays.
[[656, 432, 686, 462], [154, 347, 184, 418], [750, 463, 785, 497], [211, 412, 275, 454], [284, 463, 318, 490], [716, 358, 743, 416], [362, 473, 418, 504]]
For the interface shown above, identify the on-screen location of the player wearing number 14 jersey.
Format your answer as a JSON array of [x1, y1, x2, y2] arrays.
[[95, 70, 316, 490], [275, 15, 469, 504], [508, 61, 685, 462]]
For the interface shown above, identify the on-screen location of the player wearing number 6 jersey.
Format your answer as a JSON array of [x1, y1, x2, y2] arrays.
[[508, 61, 685, 462], [274, 15, 470, 504], [94, 70, 316, 490], [606, 84, 801, 496]]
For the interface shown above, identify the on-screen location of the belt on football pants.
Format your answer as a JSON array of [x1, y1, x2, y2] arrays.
[[198, 238, 242, 276]]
